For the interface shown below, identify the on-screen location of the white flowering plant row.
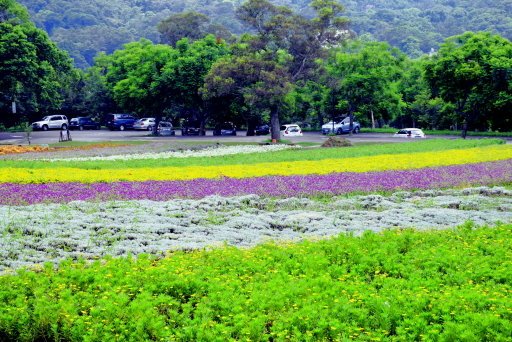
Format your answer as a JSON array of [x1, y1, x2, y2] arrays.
[[0, 186, 510, 273], [46, 144, 300, 162]]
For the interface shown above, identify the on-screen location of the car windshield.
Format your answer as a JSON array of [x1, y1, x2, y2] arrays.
[[41, 116, 49, 120], [159, 122, 171, 127]]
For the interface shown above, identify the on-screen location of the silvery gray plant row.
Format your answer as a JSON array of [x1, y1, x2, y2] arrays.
[[0, 186, 510, 272]]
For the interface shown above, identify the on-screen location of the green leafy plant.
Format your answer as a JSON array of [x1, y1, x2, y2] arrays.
[[0, 224, 511, 341]]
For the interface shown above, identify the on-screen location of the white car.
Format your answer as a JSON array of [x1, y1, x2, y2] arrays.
[[133, 117, 156, 131], [393, 128, 426, 138], [281, 124, 303, 137], [31, 115, 69, 131]]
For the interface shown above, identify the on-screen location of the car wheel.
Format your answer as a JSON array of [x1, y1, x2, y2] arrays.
[[79, 125, 84, 131], [147, 126, 153, 131], [61, 124, 68, 130], [353, 127, 360, 134], [119, 125, 125, 131], [336, 128, 342, 135], [42, 125, 48, 131]]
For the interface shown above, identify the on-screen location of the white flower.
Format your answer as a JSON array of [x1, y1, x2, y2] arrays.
[[47, 144, 300, 162]]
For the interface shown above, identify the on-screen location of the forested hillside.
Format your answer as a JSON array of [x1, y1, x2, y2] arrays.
[[18, 0, 512, 68]]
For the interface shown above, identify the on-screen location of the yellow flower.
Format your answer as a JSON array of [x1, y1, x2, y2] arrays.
[[1, 145, 511, 184]]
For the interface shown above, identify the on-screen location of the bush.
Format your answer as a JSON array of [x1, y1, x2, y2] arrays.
[[321, 136, 352, 147]]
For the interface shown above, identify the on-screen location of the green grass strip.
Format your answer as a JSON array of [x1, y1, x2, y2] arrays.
[[0, 223, 511, 341], [0, 138, 504, 170], [362, 128, 512, 137]]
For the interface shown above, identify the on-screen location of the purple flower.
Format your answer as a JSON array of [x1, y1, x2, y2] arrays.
[[1, 160, 511, 205]]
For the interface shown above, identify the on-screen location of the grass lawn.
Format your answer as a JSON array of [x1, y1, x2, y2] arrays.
[[361, 127, 512, 137]]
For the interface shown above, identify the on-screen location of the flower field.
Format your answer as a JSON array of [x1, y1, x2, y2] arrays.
[[0, 139, 511, 341]]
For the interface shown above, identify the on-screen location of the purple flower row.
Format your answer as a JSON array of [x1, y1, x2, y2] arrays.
[[1, 160, 511, 205]]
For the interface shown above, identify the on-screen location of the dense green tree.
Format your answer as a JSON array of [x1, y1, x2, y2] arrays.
[[97, 35, 228, 132], [159, 35, 230, 132], [97, 39, 176, 119], [18, 0, 512, 68], [202, 51, 292, 139], [157, 11, 232, 47], [325, 40, 406, 131], [286, 80, 328, 128], [425, 32, 512, 134], [0, 0, 73, 126], [231, 0, 351, 139], [237, 0, 350, 81]]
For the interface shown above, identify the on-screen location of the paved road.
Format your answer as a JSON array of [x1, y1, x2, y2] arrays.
[[0, 129, 509, 145]]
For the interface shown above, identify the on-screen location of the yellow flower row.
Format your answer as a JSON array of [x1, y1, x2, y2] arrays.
[[2, 145, 511, 184]]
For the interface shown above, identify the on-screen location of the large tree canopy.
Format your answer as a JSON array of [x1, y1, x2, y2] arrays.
[[97, 35, 229, 130], [425, 32, 512, 132], [0, 0, 73, 126], [157, 11, 232, 47], [325, 40, 406, 129], [97, 39, 176, 117]]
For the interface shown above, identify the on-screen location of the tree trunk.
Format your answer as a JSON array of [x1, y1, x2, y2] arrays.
[[317, 111, 323, 130], [270, 107, 280, 142], [348, 109, 354, 137], [462, 120, 468, 139], [370, 109, 375, 129], [198, 107, 207, 136], [153, 114, 162, 136], [199, 119, 206, 136], [246, 119, 256, 136]]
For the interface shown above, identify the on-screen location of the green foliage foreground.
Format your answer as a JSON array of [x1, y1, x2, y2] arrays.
[[1, 224, 511, 341]]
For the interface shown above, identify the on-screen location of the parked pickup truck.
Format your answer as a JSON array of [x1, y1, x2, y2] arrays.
[[321, 118, 360, 135]]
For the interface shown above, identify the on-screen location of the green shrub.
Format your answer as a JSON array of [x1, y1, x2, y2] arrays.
[[0, 224, 511, 341]]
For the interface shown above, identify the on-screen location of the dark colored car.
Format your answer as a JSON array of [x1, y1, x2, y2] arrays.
[[105, 114, 137, 131], [255, 124, 270, 136], [213, 122, 237, 136], [181, 121, 204, 136], [69, 117, 101, 130]]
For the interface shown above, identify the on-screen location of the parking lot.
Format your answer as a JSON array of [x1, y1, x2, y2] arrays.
[[0, 128, 507, 145]]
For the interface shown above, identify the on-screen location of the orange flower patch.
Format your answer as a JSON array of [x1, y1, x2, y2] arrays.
[[0, 145, 51, 155]]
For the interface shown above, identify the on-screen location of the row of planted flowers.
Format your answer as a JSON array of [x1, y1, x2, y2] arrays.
[[0, 140, 511, 340], [1, 160, 511, 205], [1, 144, 512, 184], [1, 186, 510, 272]]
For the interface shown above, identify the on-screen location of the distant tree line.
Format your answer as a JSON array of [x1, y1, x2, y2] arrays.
[[1, 0, 511, 136], [17, 0, 512, 68]]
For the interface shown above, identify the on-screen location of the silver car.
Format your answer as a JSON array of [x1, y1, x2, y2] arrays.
[[31, 115, 69, 131], [133, 118, 156, 131], [321, 118, 360, 135], [157, 121, 175, 136]]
